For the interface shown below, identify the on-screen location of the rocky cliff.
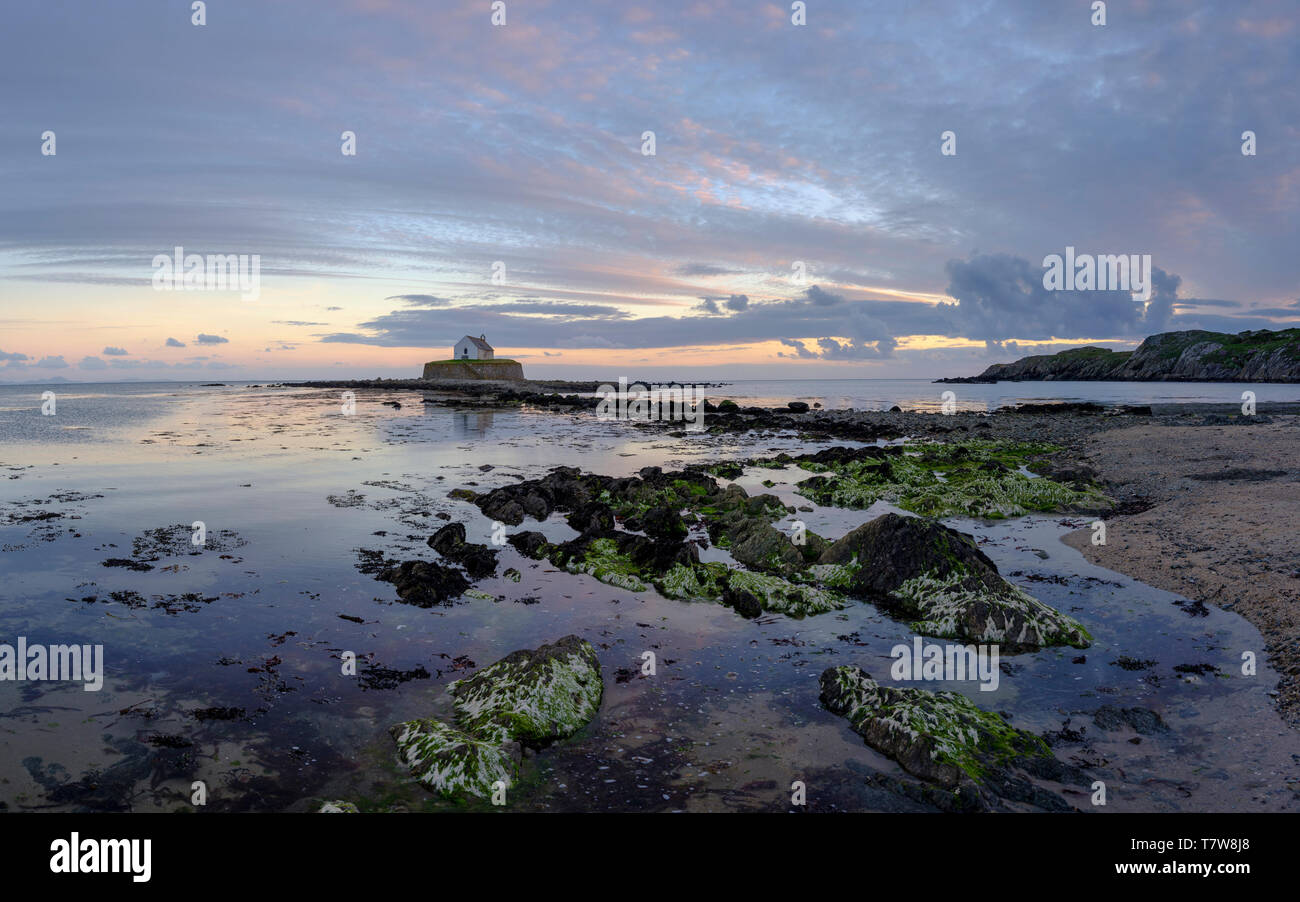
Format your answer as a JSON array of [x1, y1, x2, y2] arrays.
[[938, 328, 1300, 383], [421, 359, 525, 381]]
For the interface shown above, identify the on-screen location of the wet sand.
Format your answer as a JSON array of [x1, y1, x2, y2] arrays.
[[1062, 415, 1300, 729]]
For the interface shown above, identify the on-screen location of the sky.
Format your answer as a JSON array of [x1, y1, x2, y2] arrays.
[[1, 0, 1297, 382]]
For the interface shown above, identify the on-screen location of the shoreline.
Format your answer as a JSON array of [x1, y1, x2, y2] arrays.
[[1058, 415, 1300, 729]]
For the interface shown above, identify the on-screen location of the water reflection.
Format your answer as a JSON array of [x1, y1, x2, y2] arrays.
[[449, 409, 495, 438]]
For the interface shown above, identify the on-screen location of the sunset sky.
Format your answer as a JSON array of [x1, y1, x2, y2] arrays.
[[1, 0, 1297, 382]]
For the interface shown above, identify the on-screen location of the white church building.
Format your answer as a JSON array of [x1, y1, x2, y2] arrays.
[[453, 334, 494, 360]]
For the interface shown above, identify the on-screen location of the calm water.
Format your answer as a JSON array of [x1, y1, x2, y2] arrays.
[[0, 382, 1295, 812], [705, 378, 1300, 412]]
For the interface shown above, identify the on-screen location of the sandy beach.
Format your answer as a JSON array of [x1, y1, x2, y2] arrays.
[[1061, 414, 1300, 728]]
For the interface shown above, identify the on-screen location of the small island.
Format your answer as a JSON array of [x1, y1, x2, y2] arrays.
[[422, 334, 525, 381]]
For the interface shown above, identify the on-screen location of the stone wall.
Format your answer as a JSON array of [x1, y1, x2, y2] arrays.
[[421, 359, 525, 381]]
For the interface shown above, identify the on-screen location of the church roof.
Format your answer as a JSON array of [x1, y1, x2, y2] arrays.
[[459, 334, 493, 351]]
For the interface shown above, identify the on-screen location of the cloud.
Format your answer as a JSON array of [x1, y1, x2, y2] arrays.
[[35, 355, 68, 368], [815, 336, 898, 359], [165, 337, 186, 347], [79, 356, 107, 370], [0, 349, 28, 362], [1176, 299, 1243, 309], [938, 254, 1166, 341], [102, 346, 129, 356], [696, 294, 750, 315], [272, 320, 327, 326], [388, 295, 452, 307], [195, 334, 229, 345], [486, 301, 630, 319], [806, 286, 844, 307], [675, 263, 741, 277], [777, 338, 817, 359]]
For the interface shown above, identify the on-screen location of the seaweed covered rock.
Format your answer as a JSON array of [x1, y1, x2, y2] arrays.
[[815, 513, 1090, 650], [788, 440, 1110, 518], [451, 464, 847, 618], [710, 509, 804, 575], [819, 666, 1052, 789], [389, 718, 521, 799], [656, 561, 845, 617], [318, 800, 359, 813], [390, 635, 602, 800], [452, 634, 604, 745], [375, 559, 471, 606]]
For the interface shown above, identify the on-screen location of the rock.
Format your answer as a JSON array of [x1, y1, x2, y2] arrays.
[[451, 635, 603, 746], [725, 568, 844, 616], [426, 522, 499, 579], [389, 718, 521, 799], [788, 440, 1110, 518], [814, 513, 1090, 650], [427, 521, 467, 554], [480, 495, 526, 525], [639, 505, 688, 542], [1033, 459, 1098, 485], [566, 501, 614, 535], [787, 401, 810, 413], [390, 636, 602, 800], [318, 800, 359, 813], [457, 548, 500, 580], [719, 516, 804, 575], [721, 585, 763, 618], [1091, 705, 1169, 735], [376, 560, 471, 606], [507, 530, 552, 558], [819, 665, 1053, 790]]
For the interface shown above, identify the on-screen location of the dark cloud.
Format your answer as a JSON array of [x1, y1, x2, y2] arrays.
[[484, 301, 630, 319], [1176, 299, 1243, 309], [195, 334, 229, 345], [164, 337, 186, 347], [938, 254, 1173, 341], [777, 339, 817, 359], [102, 346, 129, 356], [695, 294, 748, 314], [806, 286, 845, 307], [675, 263, 741, 277]]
